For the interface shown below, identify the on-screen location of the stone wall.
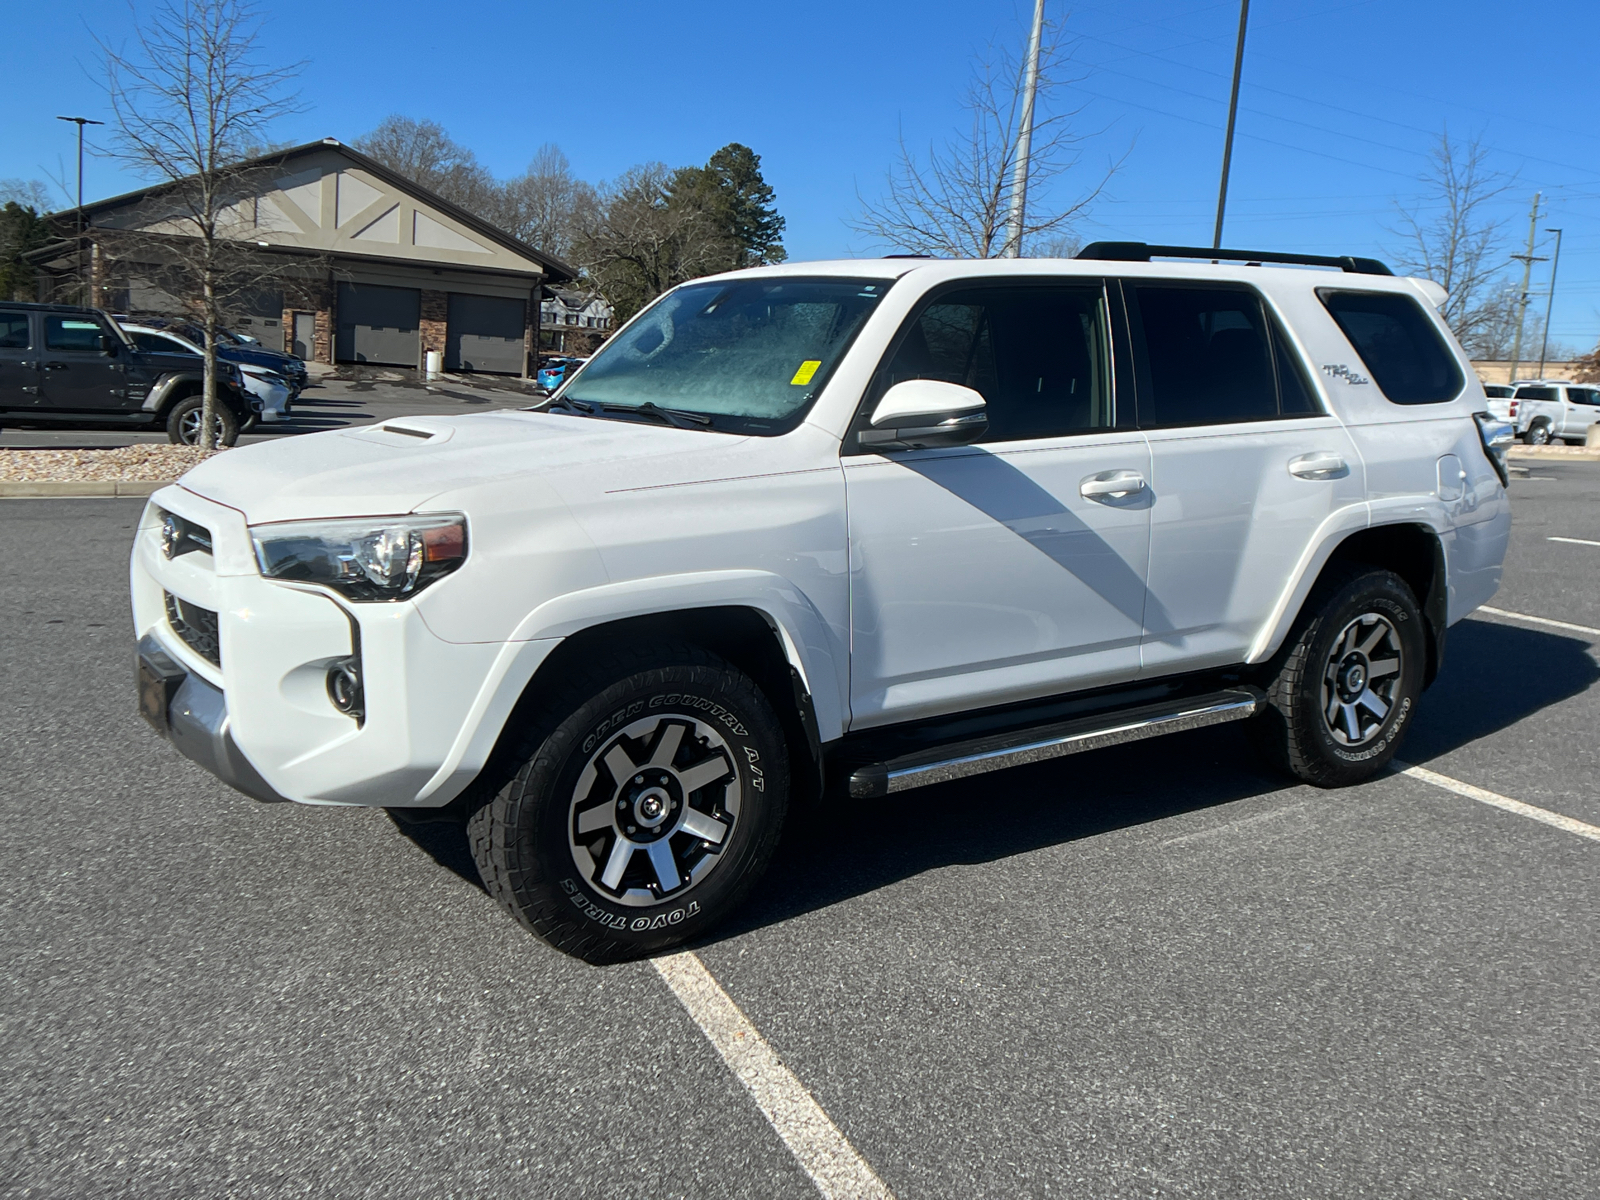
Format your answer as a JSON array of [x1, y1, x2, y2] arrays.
[[420, 290, 448, 366]]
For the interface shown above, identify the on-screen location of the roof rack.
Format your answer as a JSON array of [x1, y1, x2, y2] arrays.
[[1075, 241, 1392, 277]]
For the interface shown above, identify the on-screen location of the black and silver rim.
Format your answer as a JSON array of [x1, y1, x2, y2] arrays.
[[568, 714, 740, 907], [1529, 424, 1550, 445], [177, 409, 228, 445], [1321, 613, 1403, 746]]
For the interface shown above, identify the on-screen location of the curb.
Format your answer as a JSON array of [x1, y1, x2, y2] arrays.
[[1507, 446, 1600, 462], [0, 480, 167, 498]]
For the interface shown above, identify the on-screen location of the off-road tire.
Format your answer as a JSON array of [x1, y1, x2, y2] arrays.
[[1251, 566, 1426, 788], [468, 644, 789, 963], [166, 395, 239, 447], [1524, 420, 1553, 446]]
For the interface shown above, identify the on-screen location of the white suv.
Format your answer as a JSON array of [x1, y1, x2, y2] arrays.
[[131, 244, 1514, 961]]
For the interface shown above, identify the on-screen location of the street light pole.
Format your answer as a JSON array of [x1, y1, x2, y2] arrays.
[[1211, 0, 1250, 249], [1537, 227, 1563, 381], [1003, 0, 1047, 258], [55, 116, 104, 303]]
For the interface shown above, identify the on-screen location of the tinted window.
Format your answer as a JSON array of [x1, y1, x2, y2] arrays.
[[1514, 387, 1558, 401], [0, 313, 29, 349], [131, 331, 189, 354], [879, 284, 1112, 442], [1319, 289, 1464, 404], [44, 315, 107, 352], [1483, 385, 1514, 398], [1569, 388, 1600, 406], [1129, 285, 1312, 426]]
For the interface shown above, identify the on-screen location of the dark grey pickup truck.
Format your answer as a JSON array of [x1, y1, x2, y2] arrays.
[[0, 301, 254, 444]]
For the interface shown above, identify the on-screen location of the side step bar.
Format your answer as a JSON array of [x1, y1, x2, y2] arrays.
[[847, 687, 1265, 798]]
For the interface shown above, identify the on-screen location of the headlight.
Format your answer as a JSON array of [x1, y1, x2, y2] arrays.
[[241, 365, 286, 386], [251, 514, 468, 601]]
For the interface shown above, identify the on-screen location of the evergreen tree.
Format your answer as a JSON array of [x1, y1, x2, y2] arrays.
[[671, 143, 786, 270], [0, 203, 51, 301]]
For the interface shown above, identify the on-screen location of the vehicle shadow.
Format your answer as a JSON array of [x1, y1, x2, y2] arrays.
[[385, 617, 1598, 944]]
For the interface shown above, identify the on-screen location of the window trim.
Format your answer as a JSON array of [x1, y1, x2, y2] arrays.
[[1316, 286, 1466, 406], [841, 275, 1123, 457], [1118, 279, 1327, 431]]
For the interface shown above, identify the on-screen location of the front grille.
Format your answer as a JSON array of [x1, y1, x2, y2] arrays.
[[165, 591, 221, 668]]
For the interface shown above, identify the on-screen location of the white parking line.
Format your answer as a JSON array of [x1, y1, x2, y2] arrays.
[[653, 950, 896, 1200], [1477, 606, 1600, 638], [1548, 536, 1600, 547], [1393, 761, 1600, 844]]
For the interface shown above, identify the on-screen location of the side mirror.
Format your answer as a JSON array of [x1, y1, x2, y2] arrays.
[[97, 334, 119, 355], [860, 379, 987, 451]]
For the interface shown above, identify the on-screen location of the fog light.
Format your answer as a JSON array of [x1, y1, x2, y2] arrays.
[[327, 657, 364, 723]]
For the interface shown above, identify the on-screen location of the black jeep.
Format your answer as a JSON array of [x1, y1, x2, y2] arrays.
[[0, 302, 255, 445]]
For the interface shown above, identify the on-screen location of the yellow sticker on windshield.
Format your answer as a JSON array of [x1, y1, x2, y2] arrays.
[[790, 359, 822, 386]]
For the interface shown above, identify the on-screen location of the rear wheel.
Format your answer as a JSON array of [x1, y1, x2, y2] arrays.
[[1252, 567, 1426, 787], [1524, 420, 1553, 446], [468, 644, 789, 962], [165, 395, 239, 447]]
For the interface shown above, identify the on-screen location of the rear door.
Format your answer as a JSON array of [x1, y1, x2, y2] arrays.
[[1124, 281, 1366, 676], [1562, 386, 1600, 439], [844, 279, 1152, 727], [0, 309, 43, 408], [39, 312, 127, 412]]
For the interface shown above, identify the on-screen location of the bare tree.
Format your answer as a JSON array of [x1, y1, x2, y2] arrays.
[[493, 145, 599, 261], [0, 179, 56, 212], [577, 163, 730, 322], [99, 0, 301, 448], [353, 115, 499, 217], [851, 20, 1112, 258], [1390, 132, 1515, 348]]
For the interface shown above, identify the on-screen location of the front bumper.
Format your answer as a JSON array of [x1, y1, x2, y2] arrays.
[[131, 487, 559, 807]]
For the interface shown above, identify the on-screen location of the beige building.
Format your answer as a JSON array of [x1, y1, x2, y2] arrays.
[[35, 138, 574, 376], [1472, 360, 1586, 385]]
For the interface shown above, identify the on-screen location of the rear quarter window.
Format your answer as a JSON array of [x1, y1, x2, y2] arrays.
[[1318, 289, 1464, 404]]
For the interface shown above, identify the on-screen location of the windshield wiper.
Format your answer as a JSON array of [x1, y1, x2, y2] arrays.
[[543, 395, 595, 415], [602, 401, 714, 429]]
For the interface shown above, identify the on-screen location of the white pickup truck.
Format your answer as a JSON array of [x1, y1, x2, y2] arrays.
[[132, 243, 1514, 961], [1509, 380, 1600, 445]]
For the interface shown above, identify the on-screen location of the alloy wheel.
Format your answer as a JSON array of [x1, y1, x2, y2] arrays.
[[567, 714, 740, 906], [1321, 613, 1404, 746], [177, 409, 227, 445]]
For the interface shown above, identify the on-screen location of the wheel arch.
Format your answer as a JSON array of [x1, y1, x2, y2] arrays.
[[1252, 520, 1447, 687]]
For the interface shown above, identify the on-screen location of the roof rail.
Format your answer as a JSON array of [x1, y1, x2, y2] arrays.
[[1075, 241, 1393, 277]]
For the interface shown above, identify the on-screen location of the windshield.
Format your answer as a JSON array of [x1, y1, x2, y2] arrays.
[[558, 277, 893, 433]]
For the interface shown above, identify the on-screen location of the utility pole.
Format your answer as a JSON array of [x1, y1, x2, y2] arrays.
[[1211, 0, 1251, 249], [1508, 192, 1544, 384], [1537, 227, 1564, 380], [1002, 0, 1047, 258], [55, 116, 104, 303]]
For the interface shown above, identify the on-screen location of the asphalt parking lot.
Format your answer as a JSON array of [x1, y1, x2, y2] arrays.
[[2, 465, 1597, 1198], [0, 370, 535, 450]]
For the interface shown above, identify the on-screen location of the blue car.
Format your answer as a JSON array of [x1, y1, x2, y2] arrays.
[[538, 356, 586, 392]]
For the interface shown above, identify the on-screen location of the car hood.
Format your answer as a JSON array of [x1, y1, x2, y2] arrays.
[[177, 409, 754, 524], [219, 346, 297, 372]]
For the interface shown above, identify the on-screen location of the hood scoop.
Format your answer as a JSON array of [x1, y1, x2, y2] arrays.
[[342, 419, 456, 447]]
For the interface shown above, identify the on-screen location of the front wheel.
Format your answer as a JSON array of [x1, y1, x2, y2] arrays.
[[1252, 567, 1426, 787], [165, 395, 239, 447], [468, 645, 789, 962]]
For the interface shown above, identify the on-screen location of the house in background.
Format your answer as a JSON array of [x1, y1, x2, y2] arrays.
[[28, 138, 574, 377], [540, 288, 614, 355]]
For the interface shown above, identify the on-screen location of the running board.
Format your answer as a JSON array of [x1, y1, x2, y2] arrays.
[[847, 686, 1265, 798]]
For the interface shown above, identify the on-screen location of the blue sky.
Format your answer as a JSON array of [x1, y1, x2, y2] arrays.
[[5, 0, 1598, 352]]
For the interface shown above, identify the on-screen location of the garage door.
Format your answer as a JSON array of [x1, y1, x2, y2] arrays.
[[447, 293, 525, 375], [336, 282, 420, 367]]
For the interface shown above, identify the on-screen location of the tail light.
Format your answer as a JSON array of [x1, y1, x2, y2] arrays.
[[1473, 412, 1514, 487]]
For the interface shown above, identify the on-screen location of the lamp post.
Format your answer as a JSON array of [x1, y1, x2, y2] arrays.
[[1537, 227, 1563, 381], [55, 116, 104, 303], [1002, 0, 1047, 258]]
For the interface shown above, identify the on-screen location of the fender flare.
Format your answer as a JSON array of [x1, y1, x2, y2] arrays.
[[142, 373, 250, 418]]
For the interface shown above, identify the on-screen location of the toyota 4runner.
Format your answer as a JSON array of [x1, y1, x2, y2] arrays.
[[131, 244, 1515, 961]]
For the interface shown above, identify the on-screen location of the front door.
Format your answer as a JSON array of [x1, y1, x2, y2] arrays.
[[1121, 281, 1367, 675], [845, 281, 1152, 728], [0, 310, 44, 408], [39, 312, 127, 411]]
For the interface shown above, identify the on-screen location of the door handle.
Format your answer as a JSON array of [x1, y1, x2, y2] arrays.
[[1080, 469, 1147, 499], [43, 361, 69, 371], [1288, 452, 1348, 480]]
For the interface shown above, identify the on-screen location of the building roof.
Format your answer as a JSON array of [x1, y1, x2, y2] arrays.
[[56, 138, 576, 284]]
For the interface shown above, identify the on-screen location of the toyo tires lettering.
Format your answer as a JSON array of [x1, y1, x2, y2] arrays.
[[560, 878, 699, 931]]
